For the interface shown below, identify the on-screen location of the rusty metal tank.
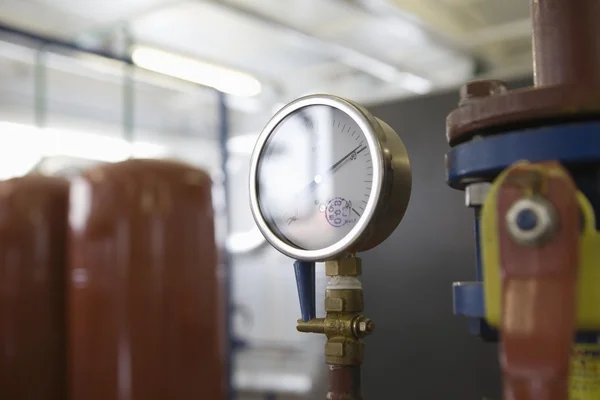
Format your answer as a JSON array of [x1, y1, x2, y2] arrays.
[[68, 159, 226, 400], [0, 175, 69, 400]]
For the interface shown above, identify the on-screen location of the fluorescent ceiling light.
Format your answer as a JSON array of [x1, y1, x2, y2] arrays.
[[131, 45, 262, 97], [0, 121, 167, 180]]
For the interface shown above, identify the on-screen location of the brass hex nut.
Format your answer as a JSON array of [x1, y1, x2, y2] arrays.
[[325, 338, 364, 365], [324, 296, 344, 312], [325, 341, 345, 357], [325, 258, 362, 277], [325, 289, 364, 313]]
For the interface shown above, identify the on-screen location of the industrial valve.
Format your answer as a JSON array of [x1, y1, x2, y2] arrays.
[[296, 258, 372, 399], [447, 1, 600, 399]]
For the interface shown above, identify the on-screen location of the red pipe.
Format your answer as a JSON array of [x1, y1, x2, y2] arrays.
[[531, 0, 600, 86], [327, 365, 362, 400]]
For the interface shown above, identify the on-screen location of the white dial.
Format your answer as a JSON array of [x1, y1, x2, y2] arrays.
[[256, 105, 373, 250]]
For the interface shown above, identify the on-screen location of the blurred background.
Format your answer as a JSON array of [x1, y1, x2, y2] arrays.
[[0, 0, 535, 399]]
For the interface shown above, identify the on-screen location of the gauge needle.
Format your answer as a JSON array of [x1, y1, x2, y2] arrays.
[[301, 144, 366, 192], [329, 144, 367, 173], [282, 144, 367, 224]]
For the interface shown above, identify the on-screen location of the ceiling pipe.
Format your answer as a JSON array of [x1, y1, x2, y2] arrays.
[[0, 22, 133, 64], [0, 22, 264, 113], [40, 0, 432, 93]]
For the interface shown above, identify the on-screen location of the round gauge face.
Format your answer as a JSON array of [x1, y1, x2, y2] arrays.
[[256, 105, 374, 251]]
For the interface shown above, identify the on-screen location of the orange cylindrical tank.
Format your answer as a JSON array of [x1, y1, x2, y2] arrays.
[[68, 159, 226, 400], [0, 176, 69, 400]]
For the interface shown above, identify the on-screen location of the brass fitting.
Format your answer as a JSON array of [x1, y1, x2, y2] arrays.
[[297, 318, 326, 334], [297, 256, 373, 366], [297, 314, 373, 339], [325, 257, 362, 277], [325, 337, 365, 366]]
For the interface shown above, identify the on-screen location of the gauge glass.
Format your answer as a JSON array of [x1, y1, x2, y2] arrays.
[[256, 105, 374, 250]]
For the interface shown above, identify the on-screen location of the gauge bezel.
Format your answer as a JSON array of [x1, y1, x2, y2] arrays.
[[249, 94, 387, 261]]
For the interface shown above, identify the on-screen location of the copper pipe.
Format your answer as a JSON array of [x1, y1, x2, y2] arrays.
[[68, 159, 226, 400], [531, 0, 600, 86], [327, 365, 362, 400], [0, 176, 69, 400]]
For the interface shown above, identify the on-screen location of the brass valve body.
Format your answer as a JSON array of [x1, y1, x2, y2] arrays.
[[296, 257, 373, 366]]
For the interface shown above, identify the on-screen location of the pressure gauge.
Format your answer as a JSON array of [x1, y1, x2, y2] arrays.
[[249, 94, 411, 261]]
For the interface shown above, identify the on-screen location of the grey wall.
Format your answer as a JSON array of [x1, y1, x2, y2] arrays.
[[360, 77, 532, 399]]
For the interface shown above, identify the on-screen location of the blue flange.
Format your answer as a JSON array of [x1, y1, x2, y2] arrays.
[[449, 120, 600, 343], [446, 120, 600, 188], [453, 282, 484, 317], [453, 210, 500, 341], [453, 281, 499, 340]]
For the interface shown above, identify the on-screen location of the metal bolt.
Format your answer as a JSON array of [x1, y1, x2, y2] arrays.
[[359, 320, 374, 334], [465, 182, 491, 207], [505, 197, 557, 246], [352, 316, 374, 338], [459, 79, 508, 107]]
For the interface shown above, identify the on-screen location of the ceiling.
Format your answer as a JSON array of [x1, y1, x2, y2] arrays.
[[390, 0, 533, 75], [0, 0, 535, 137]]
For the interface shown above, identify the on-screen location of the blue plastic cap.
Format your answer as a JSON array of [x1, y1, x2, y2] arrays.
[[293, 260, 316, 321]]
